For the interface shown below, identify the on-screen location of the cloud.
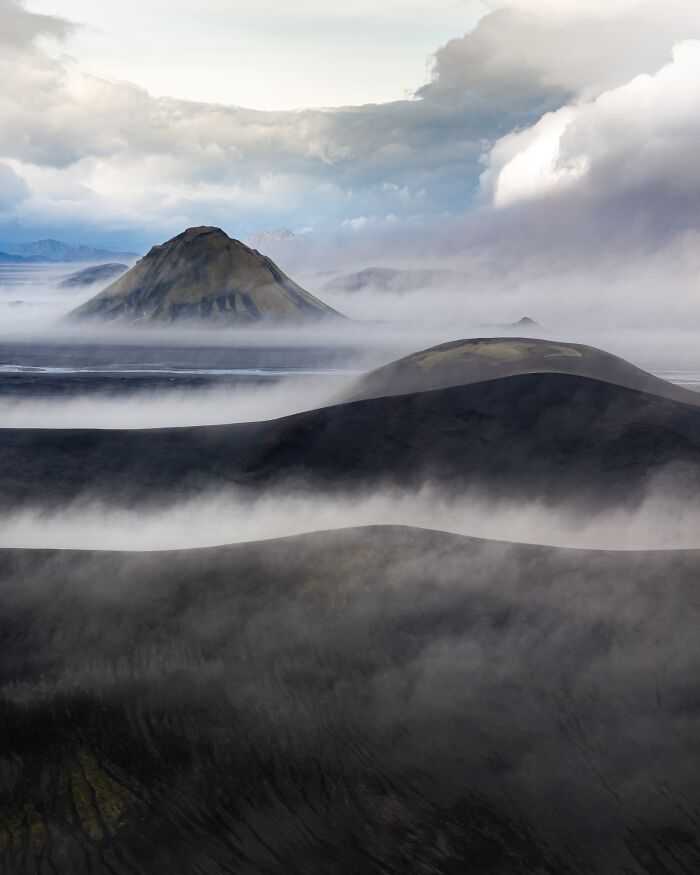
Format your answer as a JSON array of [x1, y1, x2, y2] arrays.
[[480, 40, 700, 244], [421, 1, 700, 104], [0, 1, 559, 246], [1, 0, 700, 258], [490, 0, 644, 21], [417, 9, 570, 108], [4, 478, 700, 551], [0, 0, 70, 47], [0, 162, 29, 210]]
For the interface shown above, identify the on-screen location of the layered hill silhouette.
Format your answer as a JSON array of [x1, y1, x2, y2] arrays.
[[59, 263, 128, 288], [3, 333, 700, 873], [336, 336, 700, 406], [70, 226, 341, 324], [3, 344, 700, 509], [0, 526, 698, 873]]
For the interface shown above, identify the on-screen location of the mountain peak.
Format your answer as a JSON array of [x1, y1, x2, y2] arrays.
[[178, 225, 227, 241], [147, 226, 230, 253]]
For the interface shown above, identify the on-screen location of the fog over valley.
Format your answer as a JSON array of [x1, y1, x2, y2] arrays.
[[3, 482, 700, 553]]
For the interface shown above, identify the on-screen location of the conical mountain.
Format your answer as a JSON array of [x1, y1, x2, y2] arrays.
[[70, 226, 341, 324]]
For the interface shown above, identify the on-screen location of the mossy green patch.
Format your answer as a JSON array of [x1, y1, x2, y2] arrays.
[[73, 749, 141, 840], [0, 747, 144, 857]]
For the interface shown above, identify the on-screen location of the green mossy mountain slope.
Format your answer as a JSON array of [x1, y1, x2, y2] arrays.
[[70, 226, 341, 324]]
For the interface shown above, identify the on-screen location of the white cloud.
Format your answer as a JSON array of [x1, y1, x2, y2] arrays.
[[483, 40, 700, 212], [485, 107, 588, 207], [342, 216, 370, 232], [488, 0, 643, 21], [422, 0, 700, 106], [0, 1, 532, 244], [3, 0, 700, 255]]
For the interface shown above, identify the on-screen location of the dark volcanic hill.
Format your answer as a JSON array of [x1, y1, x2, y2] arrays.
[[59, 263, 129, 288], [335, 336, 700, 406], [70, 226, 341, 324], [3, 372, 700, 509], [0, 526, 698, 873]]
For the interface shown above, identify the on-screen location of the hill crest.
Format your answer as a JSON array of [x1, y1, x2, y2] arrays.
[[335, 336, 700, 407]]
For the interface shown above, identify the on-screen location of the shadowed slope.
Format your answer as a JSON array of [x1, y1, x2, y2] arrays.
[[3, 373, 700, 509], [59, 263, 129, 288], [336, 337, 700, 406], [0, 526, 698, 873], [70, 227, 341, 324]]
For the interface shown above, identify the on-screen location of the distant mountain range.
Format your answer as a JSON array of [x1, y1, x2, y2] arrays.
[[0, 239, 139, 263], [244, 228, 309, 264], [246, 228, 304, 250]]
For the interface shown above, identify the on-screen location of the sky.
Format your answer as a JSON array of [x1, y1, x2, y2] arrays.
[[2, 0, 700, 259], [26, 0, 489, 110]]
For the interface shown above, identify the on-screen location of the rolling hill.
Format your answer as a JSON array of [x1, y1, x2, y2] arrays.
[[2, 334, 700, 873], [3, 371, 700, 509], [335, 336, 700, 406], [70, 226, 341, 324], [0, 525, 697, 873]]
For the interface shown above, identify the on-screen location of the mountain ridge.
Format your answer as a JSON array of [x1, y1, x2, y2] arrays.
[[0, 238, 138, 263]]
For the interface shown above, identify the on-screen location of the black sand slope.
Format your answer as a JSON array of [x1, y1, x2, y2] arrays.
[[3, 372, 700, 508], [0, 526, 698, 874]]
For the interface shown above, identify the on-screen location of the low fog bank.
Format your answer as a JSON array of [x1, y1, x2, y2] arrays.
[[302, 227, 700, 327], [3, 482, 700, 552], [4, 319, 700, 398], [0, 376, 351, 429], [0, 263, 106, 328], [4, 236, 700, 376]]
